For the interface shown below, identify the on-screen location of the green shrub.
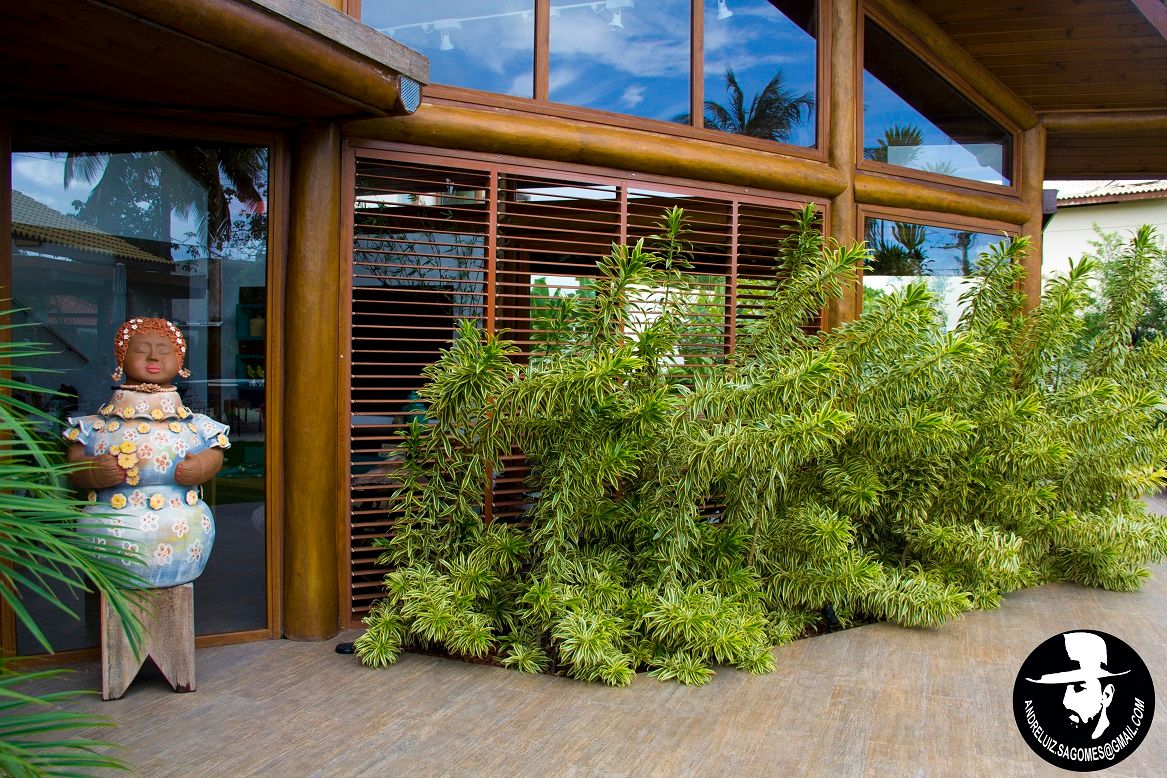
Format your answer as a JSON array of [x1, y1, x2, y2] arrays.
[[356, 207, 1167, 685]]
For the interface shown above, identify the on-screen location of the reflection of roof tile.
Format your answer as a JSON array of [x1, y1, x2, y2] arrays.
[[11, 190, 171, 264], [1051, 180, 1167, 206]]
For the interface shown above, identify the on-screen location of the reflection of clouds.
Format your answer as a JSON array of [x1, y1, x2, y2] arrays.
[[621, 85, 647, 108], [12, 154, 93, 214], [550, 4, 690, 78], [507, 72, 534, 97]]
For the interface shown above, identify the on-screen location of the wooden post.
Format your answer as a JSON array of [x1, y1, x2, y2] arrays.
[[101, 584, 195, 701], [1020, 124, 1047, 310], [283, 123, 343, 640], [826, 0, 860, 329]]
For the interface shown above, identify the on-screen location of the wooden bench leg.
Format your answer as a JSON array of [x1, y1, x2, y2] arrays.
[[100, 583, 196, 701]]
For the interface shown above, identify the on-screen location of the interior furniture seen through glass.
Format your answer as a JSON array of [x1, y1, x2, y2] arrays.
[[862, 17, 1012, 186], [863, 217, 1007, 330], [9, 144, 269, 652]]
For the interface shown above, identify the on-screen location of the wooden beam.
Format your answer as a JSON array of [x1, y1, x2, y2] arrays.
[[1131, 0, 1167, 40], [98, 0, 427, 112], [345, 106, 849, 198], [283, 123, 343, 641], [854, 171, 1031, 225], [826, 0, 860, 329], [1042, 110, 1167, 134], [865, 0, 1038, 130], [1020, 124, 1046, 311]]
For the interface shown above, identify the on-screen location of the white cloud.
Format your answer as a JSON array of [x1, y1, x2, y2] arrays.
[[620, 84, 647, 108], [11, 153, 93, 214]]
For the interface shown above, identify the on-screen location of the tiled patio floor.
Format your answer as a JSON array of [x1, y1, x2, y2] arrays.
[[31, 546, 1167, 776]]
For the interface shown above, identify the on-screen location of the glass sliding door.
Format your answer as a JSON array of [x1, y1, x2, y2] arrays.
[[9, 144, 270, 652]]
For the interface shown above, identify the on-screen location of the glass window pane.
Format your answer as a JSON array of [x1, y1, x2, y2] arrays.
[[862, 18, 1012, 186], [364, 1, 536, 97], [700, 0, 817, 147], [863, 217, 1007, 330], [10, 145, 269, 652], [550, 0, 690, 121]]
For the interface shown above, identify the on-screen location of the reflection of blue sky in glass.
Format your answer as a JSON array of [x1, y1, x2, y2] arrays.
[[12, 151, 266, 262], [702, 0, 817, 147], [363, 1, 536, 97], [862, 19, 1010, 186], [864, 218, 1008, 330], [863, 75, 1007, 185], [550, 0, 690, 121]]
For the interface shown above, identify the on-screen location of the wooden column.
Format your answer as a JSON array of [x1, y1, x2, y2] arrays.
[[1, 117, 11, 304], [0, 117, 13, 657], [1020, 124, 1047, 310], [825, 0, 860, 329], [283, 124, 342, 640]]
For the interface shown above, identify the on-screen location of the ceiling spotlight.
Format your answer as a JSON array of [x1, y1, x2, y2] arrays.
[[716, 0, 733, 21], [433, 19, 461, 51], [609, 9, 623, 29]]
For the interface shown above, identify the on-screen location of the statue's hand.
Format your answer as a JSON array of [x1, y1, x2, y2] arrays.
[[174, 452, 206, 486], [89, 452, 128, 488]]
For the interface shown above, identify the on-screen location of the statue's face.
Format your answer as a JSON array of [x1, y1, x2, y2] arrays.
[[122, 333, 181, 384]]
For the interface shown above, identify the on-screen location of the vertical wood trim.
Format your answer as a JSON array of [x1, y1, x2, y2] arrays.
[[337, 144, 358, 626], [483, 168, 499, 528], [690, 0, 703, 128], [487, 168, 499, 336], [263, 134, 292, 640], [0, 117, 15, 656], [827, 0, 859, 329], [283, 123, 343, 640], [535, 0, 550, 101], [727, 201, 739, 355], [343, 0, 361, 19], [1020, 124, 1046, 311]]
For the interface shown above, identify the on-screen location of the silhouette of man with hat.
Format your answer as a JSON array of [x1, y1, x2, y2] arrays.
[[1027, 631, 1130, 739]]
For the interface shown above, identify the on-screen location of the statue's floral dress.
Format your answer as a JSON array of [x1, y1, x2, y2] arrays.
[[64, 389, 230, 588]]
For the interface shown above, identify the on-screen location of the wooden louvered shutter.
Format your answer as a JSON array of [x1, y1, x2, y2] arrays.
[[346, 149, 821, 623]]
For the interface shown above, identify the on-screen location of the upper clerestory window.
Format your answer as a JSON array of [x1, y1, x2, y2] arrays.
[[360, 1, 819, 150], [862, 17, 1013, 187]]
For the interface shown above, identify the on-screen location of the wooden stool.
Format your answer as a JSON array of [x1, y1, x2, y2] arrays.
[[100, 583, 196, 701]]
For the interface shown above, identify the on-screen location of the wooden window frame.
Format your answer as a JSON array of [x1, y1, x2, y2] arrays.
[[1, 115, 287, 665], [856, 1, 1023, 198]]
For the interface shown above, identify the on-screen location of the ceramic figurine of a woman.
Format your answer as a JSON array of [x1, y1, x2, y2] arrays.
[[64, 318, 230, 588]]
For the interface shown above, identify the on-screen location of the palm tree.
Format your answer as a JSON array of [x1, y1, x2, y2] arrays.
[[0, 321, 145, 775], [675, 68, 814, 143]]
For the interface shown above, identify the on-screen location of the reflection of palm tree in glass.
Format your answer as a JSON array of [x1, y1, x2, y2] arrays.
[[866, 124, 959, 177], [675, 68, 813, 142], [63, 148, 266, 258], [864, 123, 922, 165]]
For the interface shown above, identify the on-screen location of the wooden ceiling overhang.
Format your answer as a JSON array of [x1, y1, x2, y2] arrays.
[[909, 0, 1167, 179], [0, 0, 429, 136]]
